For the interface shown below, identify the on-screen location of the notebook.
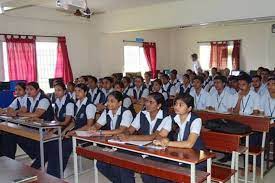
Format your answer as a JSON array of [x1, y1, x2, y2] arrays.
[[108, 139, 152, 146]]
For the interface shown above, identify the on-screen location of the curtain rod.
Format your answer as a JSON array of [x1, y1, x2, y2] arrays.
[[197, 39, 241, 44], [0, 33, 61, 38], [123, 40, 144, 43]]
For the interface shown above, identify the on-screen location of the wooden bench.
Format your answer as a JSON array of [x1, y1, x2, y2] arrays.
[[76, 146, 209, 183]]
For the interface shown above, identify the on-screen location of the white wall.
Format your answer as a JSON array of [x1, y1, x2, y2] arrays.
[[168, 22, 275, 73], [0, 13, 96, 79]]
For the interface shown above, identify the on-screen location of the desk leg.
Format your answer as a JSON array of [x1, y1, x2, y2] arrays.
[[190, 163, 195, 183], [261, 132, 266, 179], [93, 142, 98, 183], [231, 152, 235, 183], [235, 152, 239, 183], [73, 137, 79, 183], [39, 128, 45, 172], [207, 158, 212, 183], [245, 135, 249, 183], [58, 127, 63, 179]]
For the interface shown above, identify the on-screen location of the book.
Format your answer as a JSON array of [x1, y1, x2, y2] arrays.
[[75, 130, 100, 137], [12, 175, 38, 183], [108, 139, 152, 146]]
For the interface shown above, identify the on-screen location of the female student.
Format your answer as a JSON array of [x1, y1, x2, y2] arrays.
[[122, 76, 133, 96], [132, 76, 149, 104], [0, 82, 27, 158], [114, 81, 136, 116], [177, 74, 192, 96], [87, 75, 105, 105], [47, 83, 97, 178], [161, 74, 176, 98], [144, 71, 152, 91], [97, 77, 114, 112], [117, 92, 167, 183], [15, 82, 54, 165], [88, 91, 133, 183], [67, 81, 76, 101]]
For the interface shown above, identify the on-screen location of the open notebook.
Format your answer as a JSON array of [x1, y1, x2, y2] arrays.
[[75, 130, 101, 137], [108, 139, 152, 146]]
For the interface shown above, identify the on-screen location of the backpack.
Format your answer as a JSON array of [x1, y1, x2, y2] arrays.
[[204, 118, 252, 134]]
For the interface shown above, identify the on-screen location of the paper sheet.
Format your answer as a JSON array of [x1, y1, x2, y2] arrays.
[[108, 139, 152, 146]]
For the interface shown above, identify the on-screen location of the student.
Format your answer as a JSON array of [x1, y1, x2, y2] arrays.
[[152, 79, 168, 101], [208, 76, 234, 113], [101, 77, 114, 99], [114, 82, 136, 116], [132, 76, 149, 104], [161, 74, 176, 98], [177, 74, 192, 96], [67, 81, 76, 101], [117, 92, 167, 183], [47, 83, 96, 178], [261, 68, 270, 86], [154, 94, 205, 172], [251, 75, 268, 96], [189, 76, 211, 110], [211, 67, 218, 77], [202, 71, 213, 92], [15, 82, 54, 164], [191, 53, 202, 74], [0, 82, 27, 158], [98, 78, 103, 89], [169, 70, 181, 91], [48, 79, 63, 104], [233, 74, 261, 115], [90, 91, 133, 183], [144, 71, 153, 91], [87, 75, 105, 105], [260, 76, 275, 118], [228, 75, 239, 95], [78, 75, 88, 85], [122, 76, 134, 97]]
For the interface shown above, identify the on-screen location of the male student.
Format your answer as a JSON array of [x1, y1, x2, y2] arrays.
[[261, 68, 270, 86], [203, 71, 213, 92], [176, 74, 192, 96], [251, 75, 268, 96], [233, 74, 261, 115], [208, 76, 234, 113], [191, 53, 202, 74], [260, 76, 275, 117], [189, 76, 211, 110]]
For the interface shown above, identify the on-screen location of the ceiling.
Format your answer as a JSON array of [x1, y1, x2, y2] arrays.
[[0, 0, 181, 13]]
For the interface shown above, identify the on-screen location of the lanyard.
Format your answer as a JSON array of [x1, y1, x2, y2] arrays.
[[268, 98, 275, 117], [217, 93, 225, 109], [195, 94, 201, 109], [241, 95, 251, 113]]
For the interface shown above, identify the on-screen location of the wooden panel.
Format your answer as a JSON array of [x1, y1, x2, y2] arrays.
[[0, 157, 67, 183], [211, 164, 236, 183], [201, 129, 240, 153], [194, 110, 270, 132], [76, 146, 209, 183], [75, 136, 215, 164], [0, 122, 58, 141]]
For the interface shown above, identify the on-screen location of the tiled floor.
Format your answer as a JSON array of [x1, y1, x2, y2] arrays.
[[14, 154, 275, 183]]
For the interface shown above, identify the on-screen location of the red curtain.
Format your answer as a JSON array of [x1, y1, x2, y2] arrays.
[[209, 41, 228, 70], [232, 40, 240, 70], [143, 42, 157, 79], [5, 35, 37, 82], [55, 37, 73, 84]]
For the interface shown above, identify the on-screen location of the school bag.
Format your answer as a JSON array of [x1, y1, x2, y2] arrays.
[[204, 118, 252, 134]]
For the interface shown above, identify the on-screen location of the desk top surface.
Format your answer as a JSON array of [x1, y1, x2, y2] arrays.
[[74, 136, 215, 164], [0, 157, 67, 183]]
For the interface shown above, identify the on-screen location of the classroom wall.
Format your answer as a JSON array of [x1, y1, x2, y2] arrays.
[[0, 13, 97, 79], [168, 22, 275, 73]]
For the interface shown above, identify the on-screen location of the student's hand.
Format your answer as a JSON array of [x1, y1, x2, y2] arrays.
[[154, 138, 170, 147], [96, 104, 105, 112], [66, 130, 76, 138], [117, 134, 130, 141]]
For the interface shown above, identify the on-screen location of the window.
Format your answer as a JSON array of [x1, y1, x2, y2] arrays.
[[1, 41, 57, 93], [199, 42, 234, 71], [123, 45, 149, 76]]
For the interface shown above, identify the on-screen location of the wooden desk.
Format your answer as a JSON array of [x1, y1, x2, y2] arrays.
[[0, 116, 64, 178], [72, 136, 215, 183], [0, 156, 67, 183]]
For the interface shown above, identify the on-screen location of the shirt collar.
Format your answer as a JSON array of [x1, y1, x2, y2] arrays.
[[29, 92, 41, 103], [107, 106, 122, 117], [76, 97, 88, 108], [173, 113, 191, 126], [142, 110, 163, 121], [56, 95, 67, 105]]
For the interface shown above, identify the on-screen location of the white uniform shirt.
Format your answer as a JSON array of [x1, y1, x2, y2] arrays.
[[192, 60, 202, 74], [162, 83, 176, 96], [55, 95, 74, 117], [26, 92, 50, 112], [88, 88, 102, 105], [75, 97, 96, 120], [132, 86, 149, 100], [209, 89, 234, 113], [9, 94, 28, 110], [260, 92, 275, 117], [251, 84, 268, 97], [190, 88, 211, 110]]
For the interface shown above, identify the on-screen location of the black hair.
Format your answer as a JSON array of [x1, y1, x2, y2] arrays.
[[186, 69, 192, 73], [193, 76, 204, 84], [228, 75, 238, 81], [87, 75, 98, 83], [54, 82, 66, 91], [27, 82, 40, 90], [122, 76, 131, 84], [262, 68, 270, 74], [214, 75, 227, 83], [162, 74, 170, 80], [149, 92, 165, 109], [135, 76, 144, 81], [238, 74, 252, 84], [144, 71, 152, 77], [153, 79, 162, 86], [16, 82, 26, 90], [75, 83, 88, 93], [80, 76, 88, 82], [183, 74, 190, 80], [174, 93, 194, 110], [267, 75, 275, 82], [67, 81, 75, 87], [114, 81, 125, 89], [211, 67, 218, 71], [191, 53, 198, 59], [103, 76, 114, 84], [108, 91, 124, 102], [170, 69, 178, 75], [204, 71, 210, 76], [252, 75, 262, 81]]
